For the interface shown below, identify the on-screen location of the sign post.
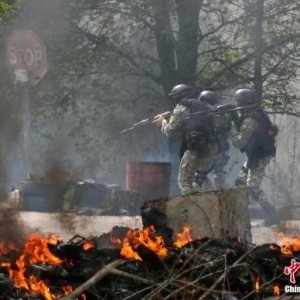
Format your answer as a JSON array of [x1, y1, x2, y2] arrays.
[[6, 30, 48, 177]]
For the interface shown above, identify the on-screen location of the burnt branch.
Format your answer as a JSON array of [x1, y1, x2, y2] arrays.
[[61, 259, 125, 300]]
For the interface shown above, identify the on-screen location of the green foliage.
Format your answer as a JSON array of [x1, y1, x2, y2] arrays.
[[195, 0, 300, 111], [0, 0, 20, 23]]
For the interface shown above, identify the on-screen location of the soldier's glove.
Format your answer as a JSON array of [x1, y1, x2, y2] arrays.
[[152, 115, 166, 130]]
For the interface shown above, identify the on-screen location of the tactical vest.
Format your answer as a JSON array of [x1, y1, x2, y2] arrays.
[[180, 99, 215, 158], [212, 112, 231, 154], [237, 107, 278, 168]]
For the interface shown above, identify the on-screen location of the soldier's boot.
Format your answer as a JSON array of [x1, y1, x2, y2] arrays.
[[214, 171, 227, 190], [248, 186, 280, 226], [235, 178, 246, 186], [194, 170, 214, 192], [260, 202, 280, 226]]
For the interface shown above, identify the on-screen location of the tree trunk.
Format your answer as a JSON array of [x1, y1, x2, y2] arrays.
[[253, 0, 264, 103], [152, 0, 179, 107], [175, 0, 202, 86], [141, 186, 252, 244]]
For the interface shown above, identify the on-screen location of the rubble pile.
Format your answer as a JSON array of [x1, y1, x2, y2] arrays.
[[0, 225, 299, 299], [14, 178, 140, 216]]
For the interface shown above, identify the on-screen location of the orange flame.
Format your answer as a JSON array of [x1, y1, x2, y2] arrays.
[[109, 231, 122, 245], [0, 243, 7, 255], [274, 285, 280, 295], [255, 277, 260, 293], [28, 275, 53, 300], [0, 242, 18, 255], [125, 226, 168, 260], [0, 262, 11, 268], [111, 225, 168, 261], [83, 240, 95, 251], [63, 285, 73, 295], [174, 226, 192, 248], [120, 240, 143, 261], [237, 236, 242, 243], [2, 233, 63, 300], [8, 241, 20, 252], [111, 226, 194, 261], [277, 232, 300, 255]]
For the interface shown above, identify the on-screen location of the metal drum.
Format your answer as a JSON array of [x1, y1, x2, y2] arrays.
[[126, 161, 171, 206]]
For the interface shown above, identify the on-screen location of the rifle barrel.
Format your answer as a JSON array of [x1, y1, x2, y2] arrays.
[[120, 111, 171, 134]]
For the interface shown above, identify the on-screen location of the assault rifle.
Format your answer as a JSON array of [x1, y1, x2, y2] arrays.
[[189, 103, 258, 127], [120, 111, 171, 133], [189, 103, 258, 116], [120, 104, 257, 134]]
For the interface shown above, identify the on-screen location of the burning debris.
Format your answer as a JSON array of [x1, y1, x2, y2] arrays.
[[0, 225, 299, 300]]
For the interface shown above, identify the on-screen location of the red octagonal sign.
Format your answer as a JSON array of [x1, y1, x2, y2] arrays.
[[6, 29, 48, 85]]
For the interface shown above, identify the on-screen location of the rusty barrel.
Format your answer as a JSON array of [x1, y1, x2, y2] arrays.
[[126, 161, 171, 205]]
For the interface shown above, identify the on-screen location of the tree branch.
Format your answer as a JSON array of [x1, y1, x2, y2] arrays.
[[60, 259, 125, 300], [69, 21, 162, 85]]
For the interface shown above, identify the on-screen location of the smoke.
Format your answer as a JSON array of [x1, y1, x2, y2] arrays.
[[0, 209, 28, 246]]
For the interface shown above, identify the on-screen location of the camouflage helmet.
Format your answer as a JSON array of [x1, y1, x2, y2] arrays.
[[235, 89, 256, 106], [198, 90, 217, 106], [169, 84, 192, 102]]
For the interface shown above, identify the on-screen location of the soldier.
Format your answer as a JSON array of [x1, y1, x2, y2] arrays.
[[197, 91, 232, 190], [229, 89, 280, 226], [153, 84, 219, 195]]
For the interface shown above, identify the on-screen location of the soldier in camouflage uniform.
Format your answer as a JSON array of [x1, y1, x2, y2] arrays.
[[230, 89, 280, 226], [197, 91, 232, 190], [153, 84, 219, 195]]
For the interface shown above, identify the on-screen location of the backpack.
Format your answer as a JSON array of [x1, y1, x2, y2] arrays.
[[181, 99, 215, 158], [239, 107, 278, 168]]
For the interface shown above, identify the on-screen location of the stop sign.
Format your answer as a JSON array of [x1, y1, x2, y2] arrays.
[[6, 29, 48, 85]]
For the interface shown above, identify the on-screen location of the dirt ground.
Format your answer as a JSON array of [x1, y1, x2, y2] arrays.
[[14, 212, 296, 245]]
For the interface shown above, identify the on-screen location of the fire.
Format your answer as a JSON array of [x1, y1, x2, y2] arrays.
[[0, 262, 11, 267], [0, 241, 19, 255], [0, 243, 7, 255], [20, 233, 63, 265], [111, 225, 194, 261], [120, 240, 143, 261], [83, 240, 95, 250], [274, 285, 280, 295], [277, 232, 300, 255], [174, 226, 192, 248], [255, 277, 260, 293], [109, 231, 122, 245], [120, 225, 168, 261], [28, 275, 52, 300], [63, 285, 73, 295], [0, 233, 64, 300], [237, 236, 242, 243]]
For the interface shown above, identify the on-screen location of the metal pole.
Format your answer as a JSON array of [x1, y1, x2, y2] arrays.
[[14, 69, 31, 178]]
